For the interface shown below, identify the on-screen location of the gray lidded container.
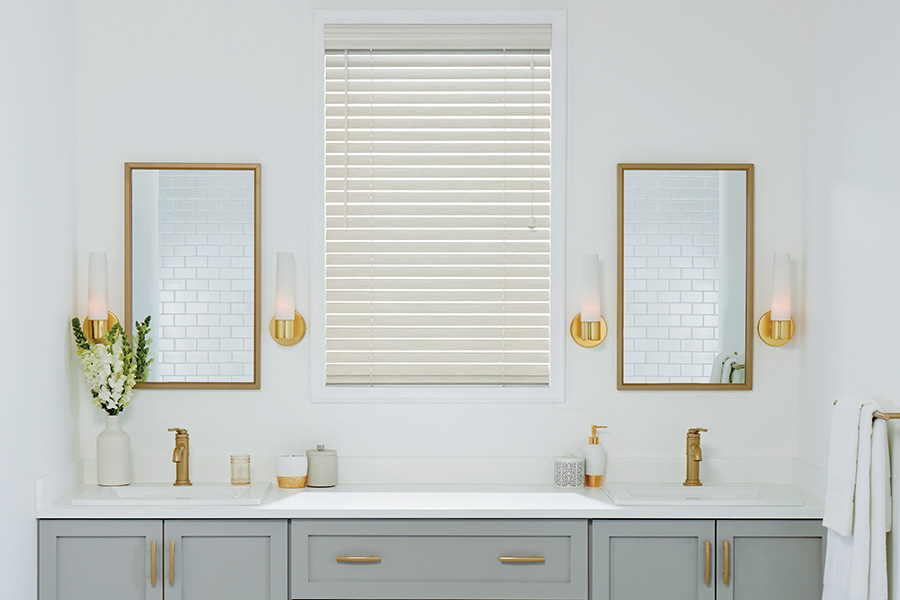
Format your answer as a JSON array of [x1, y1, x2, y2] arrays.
[[306, 445, 337, 487]]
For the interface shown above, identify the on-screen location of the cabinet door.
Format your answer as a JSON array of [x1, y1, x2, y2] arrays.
[[592, 520, 715, 600], [716, 519, 824, 600], [163, 519, 287, 600], [39, 519, 163, 600]]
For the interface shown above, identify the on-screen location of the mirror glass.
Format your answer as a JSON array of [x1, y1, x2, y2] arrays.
[[126, 163, 261, 388], [618, 164, 753, 389]]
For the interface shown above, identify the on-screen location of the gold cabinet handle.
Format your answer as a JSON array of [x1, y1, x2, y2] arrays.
[[150, 541, 157, 586], [336, 556, 381, 563], [704, 540, 711, 585], [169, 541, 175, 586], [500, 556, 545, 563], [723, 539, 730, 585]]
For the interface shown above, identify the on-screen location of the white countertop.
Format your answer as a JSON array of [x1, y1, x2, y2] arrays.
[[36, 483, 824, 520]]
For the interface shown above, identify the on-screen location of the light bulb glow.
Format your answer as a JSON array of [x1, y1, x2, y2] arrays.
[[275, 252, 295, 320], [87, 252, 108, 320], [770, 253, 791, 321], [581, 254, 602, 322]]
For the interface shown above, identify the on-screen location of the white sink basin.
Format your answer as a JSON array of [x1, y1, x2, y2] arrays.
[[72, 483, 271, 506], [603, 482, 804, 506]]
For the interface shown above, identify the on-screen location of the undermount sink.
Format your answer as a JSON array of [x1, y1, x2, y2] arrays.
[[72, 482, 271, 506], [602, 482, 804, 506]]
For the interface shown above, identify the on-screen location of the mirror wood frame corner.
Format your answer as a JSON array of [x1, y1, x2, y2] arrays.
[[616, 163, 754, 391], [125, 162, 262, 390]]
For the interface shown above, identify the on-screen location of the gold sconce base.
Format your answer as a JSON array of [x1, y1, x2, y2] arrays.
[[269, 312, 306, 346], [570, 313, 607, 348], [757, 311, 794, 347], [82, 312, 119, 345]]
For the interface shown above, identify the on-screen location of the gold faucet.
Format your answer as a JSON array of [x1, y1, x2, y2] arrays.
[[683, 428, 707, 486], [168, 428, 192, 486]]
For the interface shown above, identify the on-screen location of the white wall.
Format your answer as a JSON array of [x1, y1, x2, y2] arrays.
[[0, 1, 77, 596], [73, 0, 804, 484], [799, 0, 900, 592]]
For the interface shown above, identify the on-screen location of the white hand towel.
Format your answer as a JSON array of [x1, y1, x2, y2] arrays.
[[868, 418, 890, 599], [823, 396, 867, 535], [709, 352, 728, 384], [822, 402, 891, 600], [720, 356, 736, 384]]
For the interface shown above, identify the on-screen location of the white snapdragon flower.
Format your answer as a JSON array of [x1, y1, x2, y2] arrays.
[[75, 330, 140, 415]]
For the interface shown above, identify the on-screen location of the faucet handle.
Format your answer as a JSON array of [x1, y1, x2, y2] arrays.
[[168, 428, 188, 435], [687, 428, 708, 435]]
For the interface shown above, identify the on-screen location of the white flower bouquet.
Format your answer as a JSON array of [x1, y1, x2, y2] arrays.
[[71, 317, 152, 415]]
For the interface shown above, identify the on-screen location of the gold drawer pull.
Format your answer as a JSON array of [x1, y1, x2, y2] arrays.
[[500, 556, 545, 563], [723, 539, 730, 585], [704, 540, 710, 585], [169, 541, 175, 586], [336, 556, 381, 563], [150, 540, 157, 586]]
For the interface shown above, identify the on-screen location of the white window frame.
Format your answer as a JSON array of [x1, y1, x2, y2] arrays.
[[310, 9, 567, 403]]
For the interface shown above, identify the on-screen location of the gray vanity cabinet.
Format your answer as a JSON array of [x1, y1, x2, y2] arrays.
[[592, 520, 716, 600], [39, 519, 287, 600], [716, 519, 824, 600], [39, 519, 162, 600], [591, 519, 825, 600]]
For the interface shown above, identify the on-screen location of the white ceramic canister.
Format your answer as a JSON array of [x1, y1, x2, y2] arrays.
[[554, 453, 585, 489], [276, 455, 308, 488], [306, 445, 337, 487]]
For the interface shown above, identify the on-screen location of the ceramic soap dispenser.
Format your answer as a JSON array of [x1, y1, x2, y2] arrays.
[[583, 424, 608, 487]]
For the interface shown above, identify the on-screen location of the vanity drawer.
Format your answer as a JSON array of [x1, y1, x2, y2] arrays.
[[290, 519, 588, 599]]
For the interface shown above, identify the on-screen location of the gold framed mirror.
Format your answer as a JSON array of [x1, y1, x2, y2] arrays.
[[617, 163, 753, 390], [125, 162, 261, 389]]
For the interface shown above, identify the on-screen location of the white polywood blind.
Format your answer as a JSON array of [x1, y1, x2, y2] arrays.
[[324, 30, 551, 386]]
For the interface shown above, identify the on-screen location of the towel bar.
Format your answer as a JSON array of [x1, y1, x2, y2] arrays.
[[832, 399, 900, 421]]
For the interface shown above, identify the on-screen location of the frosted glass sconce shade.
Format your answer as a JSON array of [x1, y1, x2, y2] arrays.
[[581, 254, 602, 322], [571, 254, 607, 347], [270, 252, 305, 346], [770, 253, 791, 321], [275, 252, 295, 320], [82, 252, 118, 344], [758, 252, 795, 346], [88, 252, 109, 320]]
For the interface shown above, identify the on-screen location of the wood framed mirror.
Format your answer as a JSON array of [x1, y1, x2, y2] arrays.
[[617, 163, 753, 390], [125, 162, 261, 389]]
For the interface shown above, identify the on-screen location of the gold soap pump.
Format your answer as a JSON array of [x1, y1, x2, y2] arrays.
[[583, 425, 608, 487]]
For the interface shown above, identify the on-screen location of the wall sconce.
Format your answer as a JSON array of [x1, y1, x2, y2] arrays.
[[758, 252, 794, 346], [269, 252, 306, 346], [570, 254, 607, 347], [83, 252, 119, 344]]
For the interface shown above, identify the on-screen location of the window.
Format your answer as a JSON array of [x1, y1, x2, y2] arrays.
[[313, 15, 566, 400]]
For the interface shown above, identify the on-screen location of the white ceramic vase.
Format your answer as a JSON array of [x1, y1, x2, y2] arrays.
[[97, 415, 131, 486]]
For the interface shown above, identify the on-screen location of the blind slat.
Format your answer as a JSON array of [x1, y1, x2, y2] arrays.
[[326, 205, 551, 217], [326, 364, 549, 376], [326, 80, 551, 93], [326, 278, 549, 291], [329, 315, 549, 327], [324, 25, 552, 50], [326, 376, 548, 386], [327, 290, 548, 302], [327, 339, 549, 351], [326, 327, 549, 339], [324, 53, 551, 68]]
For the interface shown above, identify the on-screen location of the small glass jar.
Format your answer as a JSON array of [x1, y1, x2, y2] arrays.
[[230, 454, 250, 485]]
